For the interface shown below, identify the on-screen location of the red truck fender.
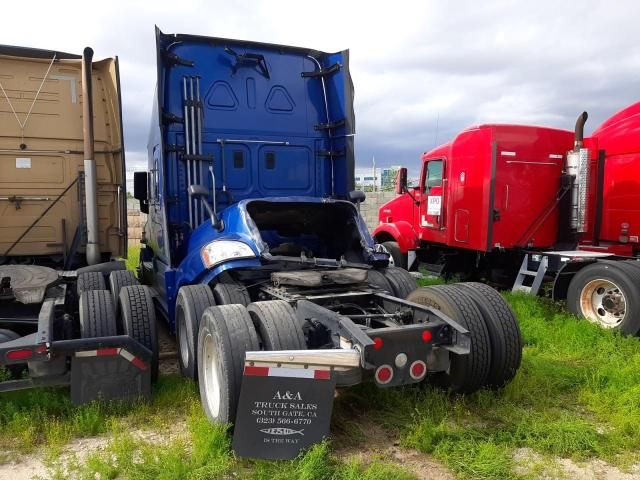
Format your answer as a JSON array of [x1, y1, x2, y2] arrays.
[[372, 221, 419, 253]]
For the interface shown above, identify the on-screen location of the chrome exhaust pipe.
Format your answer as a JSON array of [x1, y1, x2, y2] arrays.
[[574, 111, 588, 149], [82, 47, 101, 265]]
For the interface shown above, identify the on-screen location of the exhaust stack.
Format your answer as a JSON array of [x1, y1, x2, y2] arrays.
[[566, 111, 590, 232], [82, 47, 101, 265], [574, 111, 588, 148]]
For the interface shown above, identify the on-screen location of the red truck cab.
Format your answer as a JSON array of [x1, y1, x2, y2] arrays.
[[374, 101, 640, 284], [374, 124, 575, 268]]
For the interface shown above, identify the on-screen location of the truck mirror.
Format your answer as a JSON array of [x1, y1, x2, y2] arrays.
[[133, 172, 148, 200], [395, 167, 408, 194], [348, 190, 366, 204], [133, 171, 149, 214], [188, 185, 223, 231]]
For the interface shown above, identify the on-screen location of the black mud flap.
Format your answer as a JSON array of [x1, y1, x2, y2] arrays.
[[232, 365, 337, 460], [70, 347, 151, 405]]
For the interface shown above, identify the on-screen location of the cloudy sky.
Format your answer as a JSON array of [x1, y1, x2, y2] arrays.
[[3, 1, 639, 175]]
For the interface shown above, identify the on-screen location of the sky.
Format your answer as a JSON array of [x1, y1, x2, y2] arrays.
[[3, 0, 639, 177]]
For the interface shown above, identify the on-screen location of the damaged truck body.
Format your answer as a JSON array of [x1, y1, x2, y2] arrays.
[[133, 28, 522, 457]]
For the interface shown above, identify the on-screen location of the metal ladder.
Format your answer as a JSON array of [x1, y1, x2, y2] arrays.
[[512, 254, 548, 295]]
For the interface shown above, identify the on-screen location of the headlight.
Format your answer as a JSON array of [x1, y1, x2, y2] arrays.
[[201, 240, 256, 268]]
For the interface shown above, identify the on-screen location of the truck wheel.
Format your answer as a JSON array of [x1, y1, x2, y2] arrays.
[[381, 241, 407, 269], [76, 271, 106, 295], [567, 262, 640, 335], [247, 300, 306, 350], [406, 285, 490, 393], [176, 285, 216, 379], [197, 304, 260, 424], [108, 270, 138, 309], [118, 285, 159, 382], [79, 290, 117, 337], [382, 267, 418, 299], [456, 283, 522, 388], [622, 260, 640, 273], [368, 269, 394, 293], [212, 272, 250, 306]]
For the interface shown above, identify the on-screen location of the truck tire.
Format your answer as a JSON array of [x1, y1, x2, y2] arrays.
[[119, 285, 159, 382], [381, 241, 407, 269], [622, 259, 640, 273], [212, 272, 250, 306], [567, 262, 640, 335], [79, 290, 117, 338], [175, 285, 216, 379], [382, 267, 418, 299], [76, 271, 106, 295], [197, 304, 260, 424], [247, 300, 306, 350], [368, 269, 394, 293], [108, 270, 138, 309], [456, 282, 522, 388], [406, 285, 490, 393]]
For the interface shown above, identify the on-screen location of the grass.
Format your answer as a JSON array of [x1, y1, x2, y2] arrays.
[[1, 264, 639, 478]]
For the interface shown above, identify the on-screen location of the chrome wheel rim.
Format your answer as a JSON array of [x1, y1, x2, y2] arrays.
[[178, 313, 189, 367], [580, 279, 626, 328], [379, 244, 395, 267], [202, 332, 221, 418]]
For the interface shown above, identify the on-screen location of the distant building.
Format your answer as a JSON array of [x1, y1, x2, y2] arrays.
[[355, 165, 402, 191], [354, 168, 381, 190]]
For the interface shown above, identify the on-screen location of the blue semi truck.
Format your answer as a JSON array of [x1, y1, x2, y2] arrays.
[[0, 29, 521, 457], [131, 27, 523, 428]]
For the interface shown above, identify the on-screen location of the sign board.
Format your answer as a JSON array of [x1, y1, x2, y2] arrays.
[[427, 195, 442, 216], [16, 158, 31, 169], [232, 366, 337, 460]]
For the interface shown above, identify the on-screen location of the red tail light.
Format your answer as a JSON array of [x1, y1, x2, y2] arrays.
[[422, 330, 433, 342], [410, 360, 427, 380], [373, 337, 384, 350], [6, 349, 34, 361], [375, 365, 393, 384]]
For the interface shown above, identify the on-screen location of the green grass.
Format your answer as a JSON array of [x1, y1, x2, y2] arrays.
[[2, 269, 639, 478], [124, 244, 140, 272], [0, 375, 199, 454]]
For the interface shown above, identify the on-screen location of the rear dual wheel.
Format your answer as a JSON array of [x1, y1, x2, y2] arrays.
[[197, 305, 259, 424], [197, 300, 307, 425], [407, 282, 522, 392], [176, 285, 216, 379], [368, 266, 418, 299]]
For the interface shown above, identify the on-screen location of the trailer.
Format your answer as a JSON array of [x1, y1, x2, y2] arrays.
[[0, 45, 155, 402], [374, 104, 640, 335], [131, 28, 523, 459]]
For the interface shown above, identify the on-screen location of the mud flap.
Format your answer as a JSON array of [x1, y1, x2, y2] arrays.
[[70, 348, 151, 404], [232, 365, 337, 460]]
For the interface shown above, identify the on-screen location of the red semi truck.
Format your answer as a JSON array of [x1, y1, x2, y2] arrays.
[[373, 102, 640, 334]]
